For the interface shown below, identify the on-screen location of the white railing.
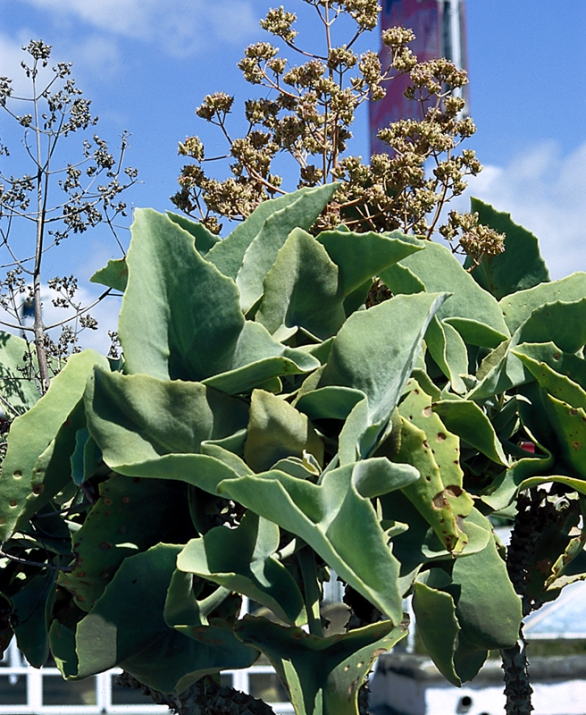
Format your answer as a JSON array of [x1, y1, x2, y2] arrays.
[[0, 640, 293, 715]]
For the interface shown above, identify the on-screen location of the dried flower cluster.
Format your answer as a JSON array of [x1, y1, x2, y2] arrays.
[[0, 41, 137, 389], [172, 0, 497, 261]]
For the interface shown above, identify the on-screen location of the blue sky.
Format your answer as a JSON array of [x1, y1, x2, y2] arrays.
[[0, 0, 585, 346]]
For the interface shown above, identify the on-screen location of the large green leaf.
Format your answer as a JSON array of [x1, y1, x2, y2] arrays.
[[166, 210, 220, 256], [515, 298, 586, 353], [58, 475, 194, 611], [177, 512, 306, 625], [234, 185, 339, 312], [0, 331, 40, 415], [12, 569, 56, 667], [432, 398, 509, 466], [394, 381, 473, 554], [118, 209, 244, 381], [318, 292, 448, 459], [206, 185, 338, 281], [512, 342, 586, 393], [414, 534, 521, 685], [380, 241, 509, 347], [425, 318, 468, 394], [540, 395, 586, 476], [84, 367, 249, 467], [90, 258, 128, 292], [499, 273, 586, 334], [450, 536, 521, 683], [235, 616, 407, 715], [218, 462, 407, 623], [256, 228, 345, 340], [315, 228, 423, 298], [465, 198, 550, 298], [412, 581, 461, 685], [0, 350, 108, 540], [67, 544, 258, 693], [202, 320, 320, 395], [244, 389, 323, 472], [513, 346, 586, 412]]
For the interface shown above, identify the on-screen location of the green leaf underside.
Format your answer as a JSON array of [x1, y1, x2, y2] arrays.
[[380, 241, 509, 347], [0, 350, 108, 540], [90, 258, 128, 292], [0, 331, 40, 414], [177, 512, 306, 625], [58, 475, 193, 611], [235, 616, 407, 715], [65, 545, 258, 693], [218, 462, 405, 623]]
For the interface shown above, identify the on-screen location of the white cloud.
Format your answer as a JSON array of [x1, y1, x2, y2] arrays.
[[17, 0, 258, 57], [460, 141, 586, 280]]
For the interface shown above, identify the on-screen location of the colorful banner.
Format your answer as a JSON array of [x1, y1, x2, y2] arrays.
[[370, 0, 468, 155]]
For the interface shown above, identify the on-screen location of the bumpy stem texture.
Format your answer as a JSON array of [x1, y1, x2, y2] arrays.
[[501, 629, 533, 715], [500, 490, 548, 715], [116, 671, 277, 715]]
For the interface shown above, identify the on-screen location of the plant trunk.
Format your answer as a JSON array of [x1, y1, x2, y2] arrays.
[[501, 626, 533, 715], [116, 671, 277, 715]]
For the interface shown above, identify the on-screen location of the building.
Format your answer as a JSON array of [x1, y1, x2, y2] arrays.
[[369, 0, 468, 155]]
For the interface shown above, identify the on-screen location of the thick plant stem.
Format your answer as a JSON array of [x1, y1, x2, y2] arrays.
[[500, 489, 546, 715], [501, 627, 533, 715], [116, 671, 277, 715]]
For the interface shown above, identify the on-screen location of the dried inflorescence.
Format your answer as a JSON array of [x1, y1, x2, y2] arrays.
[[172, 0, 495, 263], [441, 210, 506, 268], [0, 40, 138, 387]]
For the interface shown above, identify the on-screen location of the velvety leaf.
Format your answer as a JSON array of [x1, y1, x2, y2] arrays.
[[451, 535, 522, 655], [432, 398, 509, 466], [235, 616, 407, 715], [90, 258, 128, 292], [177, 512, 306, 625], [315, 228, 423, 297], [118, 209, 244, 381], [499, 273, 586, 334], [514, 347, 586, 412], [412, 581, 461, 686], [519, 474, 586, 495], [515, 299, 586, 354], [0, 350, 108, 540], [465, 198, 550, 298], [70, 544, 258, 693], [425, 318, 468, 394], [0, 331, 40, 415], [218, 463, 404, 623], [380, 241, 509, 347], [206, 185, 338, 280], [235, 185, 339, 312], [244, 389, 323, 472], [202, 320, 320, 395], [296, 386, 365, 422], [85, 367, 249, 467], [541, 395, 586, 475], [512, 342, 586, 393], [166, 210, 220, 255], [256, 228, 345, 340], [482, 445, 554, 511], [58, 475, 194, 611], [319, 292, 448, 459]]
